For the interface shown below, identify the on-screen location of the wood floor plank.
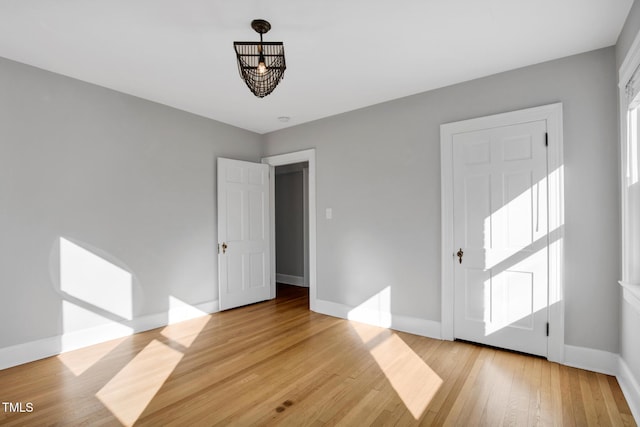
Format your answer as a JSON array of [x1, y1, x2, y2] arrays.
[[479, 349, 517, 426], [599, 373, 626, 426], [0, 285, 636, 426], [559, 364, 578, 427], [538, 358, 559, 427], [450, 347, 497, 425]]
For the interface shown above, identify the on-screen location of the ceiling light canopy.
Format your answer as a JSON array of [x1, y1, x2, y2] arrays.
[[234, 19, 286, 98]]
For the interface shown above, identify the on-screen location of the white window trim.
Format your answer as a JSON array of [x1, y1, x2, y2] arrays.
[[618, 32, 640, 313]]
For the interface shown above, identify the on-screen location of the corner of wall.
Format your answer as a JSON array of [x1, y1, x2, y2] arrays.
[[563, 344, 620, 375], [563, 344, 639, 423]]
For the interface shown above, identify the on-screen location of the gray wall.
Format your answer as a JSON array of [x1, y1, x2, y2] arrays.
[[0, 57, 262, 349], [616, 0, 640, 392], [264, 47, 620, 353], [275, 167, 305, 278]]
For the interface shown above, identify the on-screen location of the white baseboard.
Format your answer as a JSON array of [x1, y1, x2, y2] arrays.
[[619, 357, 640, 423], [276, 273, 307, 287], [0, 299, 219, 371], [564, 346, 640, 423], [563, 344, 619, 376], [0, 336, 63, 372], [314, 298, 441, 339]]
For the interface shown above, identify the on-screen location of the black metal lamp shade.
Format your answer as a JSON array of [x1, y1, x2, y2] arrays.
[[234, 20, 286, 98]]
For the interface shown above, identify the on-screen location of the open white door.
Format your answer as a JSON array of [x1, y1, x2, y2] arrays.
[[218, 158, 272, 310]]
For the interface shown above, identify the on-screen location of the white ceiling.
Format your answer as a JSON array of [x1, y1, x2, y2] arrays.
[[0, 0, 633, 134]]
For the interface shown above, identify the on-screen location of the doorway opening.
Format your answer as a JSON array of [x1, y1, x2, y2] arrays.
[[274, 162, 309, 293], [262, 149, 317, 311]]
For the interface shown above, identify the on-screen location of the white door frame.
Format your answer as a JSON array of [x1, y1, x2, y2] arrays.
[[440, 103, 564, 363], [262, 149, 317, 311]]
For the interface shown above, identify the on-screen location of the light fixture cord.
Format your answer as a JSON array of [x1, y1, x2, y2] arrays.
[[258, 32, 266, 70]]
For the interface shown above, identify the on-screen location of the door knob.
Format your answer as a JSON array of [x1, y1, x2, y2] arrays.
[[221, 242, 228, 254], [456, 248, 464, 264]]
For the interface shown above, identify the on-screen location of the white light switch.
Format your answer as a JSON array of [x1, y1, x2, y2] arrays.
[[325, 208, 333, 219]]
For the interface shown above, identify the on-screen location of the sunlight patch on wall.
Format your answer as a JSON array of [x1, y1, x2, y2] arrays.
[[60, 238, 132, 320], [96, 339, 183, 427], [167, 296, 207, 324], [161, 296, 210, 348], [59, 300, 132, 374], [347, 286, 391, 328], [61, 300, 132, 338], [351, 322, 442, 420]]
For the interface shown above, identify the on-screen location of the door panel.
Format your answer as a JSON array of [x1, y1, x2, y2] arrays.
[[218, 158, 271, 310], [453, 120, 548, 356], [463, 174, 491, 249]]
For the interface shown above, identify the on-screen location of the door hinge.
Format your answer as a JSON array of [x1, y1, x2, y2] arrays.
[[546, 322, 550, 336], [545, 132, 548, 147]]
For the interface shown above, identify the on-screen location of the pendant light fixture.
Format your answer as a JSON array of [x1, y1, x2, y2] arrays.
[[233, 19, 286, 98]]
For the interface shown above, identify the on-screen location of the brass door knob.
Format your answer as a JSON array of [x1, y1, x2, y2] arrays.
[[456, 248, 464, 264], [222, 242, 228, 254]]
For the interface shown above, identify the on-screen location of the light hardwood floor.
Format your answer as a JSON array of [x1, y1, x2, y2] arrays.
[[0, 285, 636, 426]]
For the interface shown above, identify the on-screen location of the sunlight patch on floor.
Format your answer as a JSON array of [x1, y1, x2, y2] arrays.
[[57, 335, 127, 376], [161, 296, 210, 348], [96, 339, 183, 427], [351, 322, 442, 420], [96, 298, 208, 425]]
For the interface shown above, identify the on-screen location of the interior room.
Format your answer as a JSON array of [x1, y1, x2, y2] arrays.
[[0, 0, 639, 425]]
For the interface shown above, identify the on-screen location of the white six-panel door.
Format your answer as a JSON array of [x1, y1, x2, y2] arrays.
[[218, 158, 271, 311], [453, 120, 549, 356]]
